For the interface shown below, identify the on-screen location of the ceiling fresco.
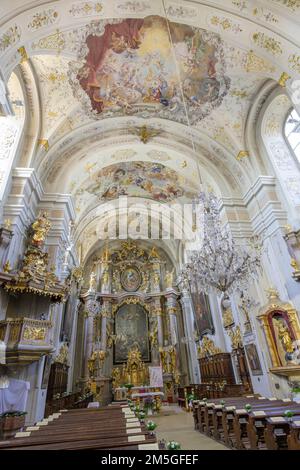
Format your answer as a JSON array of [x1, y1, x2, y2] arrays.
[[73, 161, 197, 214], [69, 15, 230, 124]]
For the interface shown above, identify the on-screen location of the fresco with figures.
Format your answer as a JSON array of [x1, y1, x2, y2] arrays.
[[70, 15, 230, 124], [74, 161, 195, 203]]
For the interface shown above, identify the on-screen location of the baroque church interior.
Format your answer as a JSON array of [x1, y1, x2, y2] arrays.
[[0, 0, 300, 452]]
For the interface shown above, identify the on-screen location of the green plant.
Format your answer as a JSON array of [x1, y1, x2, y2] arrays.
[[0, 411, 27, 418], [124, 383, 133, 390], [292, 387, 300, 393], [245, 404, 252, 412], [284, 410, 294, 419], [167, 440, 181, 450], [187, 394, 195, 402], [147, 420, 157, 431], [220, 400, 225, 406]]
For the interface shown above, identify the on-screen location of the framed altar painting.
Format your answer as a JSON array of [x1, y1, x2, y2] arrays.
[[190, 285, 214, 338], [244, 343, 263, 376], [114, 301, 151, 364]]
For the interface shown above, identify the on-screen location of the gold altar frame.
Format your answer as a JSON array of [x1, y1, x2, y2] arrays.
[[258, 300, 300, 368], [112, 297, 152, 364]]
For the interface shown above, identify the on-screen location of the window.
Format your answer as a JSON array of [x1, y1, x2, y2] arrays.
[[285, 109, 300, 163]]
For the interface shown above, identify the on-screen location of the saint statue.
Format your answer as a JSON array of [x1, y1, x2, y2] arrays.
[[165, 269, 174, 289], [31, 212, 51, 247], [274, 318, 294, 354], [89, 271, 97, 291]]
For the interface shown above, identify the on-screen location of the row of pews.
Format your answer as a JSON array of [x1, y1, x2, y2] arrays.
[[192, 395, 300, 450], [0, 404, 159, 450], [178, 384, 246, 409]]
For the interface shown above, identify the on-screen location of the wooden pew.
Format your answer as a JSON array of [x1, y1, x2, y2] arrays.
[[287, 420, 300, 450], [0, 406, 157, 450], [247, 405, 300, 450], [264, 415, 300, 450]]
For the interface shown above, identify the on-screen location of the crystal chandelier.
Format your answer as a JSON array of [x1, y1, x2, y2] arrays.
[[180, 191, 262, 296]]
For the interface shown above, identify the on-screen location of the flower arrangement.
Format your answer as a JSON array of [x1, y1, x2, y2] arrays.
[[167, 440, 181, 450], [245, 404, 252, 412], [202, 397, 207, 402], [138, 410, 146, 421]]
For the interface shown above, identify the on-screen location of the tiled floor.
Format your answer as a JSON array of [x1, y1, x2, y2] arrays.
[[153, 406, 228, 450]]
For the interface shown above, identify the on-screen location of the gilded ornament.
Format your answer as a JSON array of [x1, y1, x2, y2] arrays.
[[291, 258, 300, 271], [252, 32, 282, 56], [236, 150, 249, 161], [31, 212, 51, 247], [132, 125, 161, 144], [17, 46, 29, 63], [38, 139, 49, 151], [89, 271, 97, 291], [198, 336, 222, 358], [165, 269, 174, 289], [4, 219, 12, 230], [227, 326, 243, 349], [3, 261, 11, 273], [278, 72, 291, 87]]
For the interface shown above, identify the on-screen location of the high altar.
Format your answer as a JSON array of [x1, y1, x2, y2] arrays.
[[77, 241, 187, 404]]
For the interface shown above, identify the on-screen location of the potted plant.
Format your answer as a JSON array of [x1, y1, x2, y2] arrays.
[[245, 404, 252, 413], [0, 411, 27, 438], [138, 410, 146, 423], [284, 410, 294, 422], [146, 420, 157, 436], [167, 440, 181, 450]]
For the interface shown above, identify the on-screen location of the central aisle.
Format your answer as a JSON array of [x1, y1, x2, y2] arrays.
[[154, 406, 228, 451]]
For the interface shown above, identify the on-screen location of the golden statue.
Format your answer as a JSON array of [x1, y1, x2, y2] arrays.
[[31, 212, 51, 247], [223, 307, 234, 328], [149, 246, 160, 259], [165, 269, 174, 289], [274, 319, 294, 354]]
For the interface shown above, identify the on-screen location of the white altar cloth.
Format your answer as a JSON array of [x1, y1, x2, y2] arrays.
[[0, 378, 30, 413]]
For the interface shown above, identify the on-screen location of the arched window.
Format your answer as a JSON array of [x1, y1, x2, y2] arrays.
[[285, 109, 300, 164]]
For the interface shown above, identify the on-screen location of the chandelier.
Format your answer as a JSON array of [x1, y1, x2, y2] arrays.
[[180, 191, 262, 297]]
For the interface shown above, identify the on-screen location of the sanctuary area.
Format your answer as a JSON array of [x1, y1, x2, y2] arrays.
[[0, 0, 300, 452]]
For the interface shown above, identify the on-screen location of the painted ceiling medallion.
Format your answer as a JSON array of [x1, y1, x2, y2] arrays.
[[68, 15, 230, 125]]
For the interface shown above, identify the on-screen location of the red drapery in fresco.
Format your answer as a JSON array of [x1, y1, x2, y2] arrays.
[[78, 19, 144, 113]]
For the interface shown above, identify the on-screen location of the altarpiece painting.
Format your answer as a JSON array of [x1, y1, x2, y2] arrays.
[[114, 302, 150, 364], [190, 284, 214, 338]]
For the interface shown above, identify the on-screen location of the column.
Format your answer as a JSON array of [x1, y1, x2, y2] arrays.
[[165, 293, 179, 346], [152, 298, 164, 348], [180, 289, 201, 384]]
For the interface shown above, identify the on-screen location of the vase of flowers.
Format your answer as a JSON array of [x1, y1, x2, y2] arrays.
[[167, 440, 181, 450], [0, 411, 27, 439]]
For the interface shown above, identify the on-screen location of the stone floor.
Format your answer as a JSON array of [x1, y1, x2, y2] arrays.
[[153, 405, 228, 451]]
